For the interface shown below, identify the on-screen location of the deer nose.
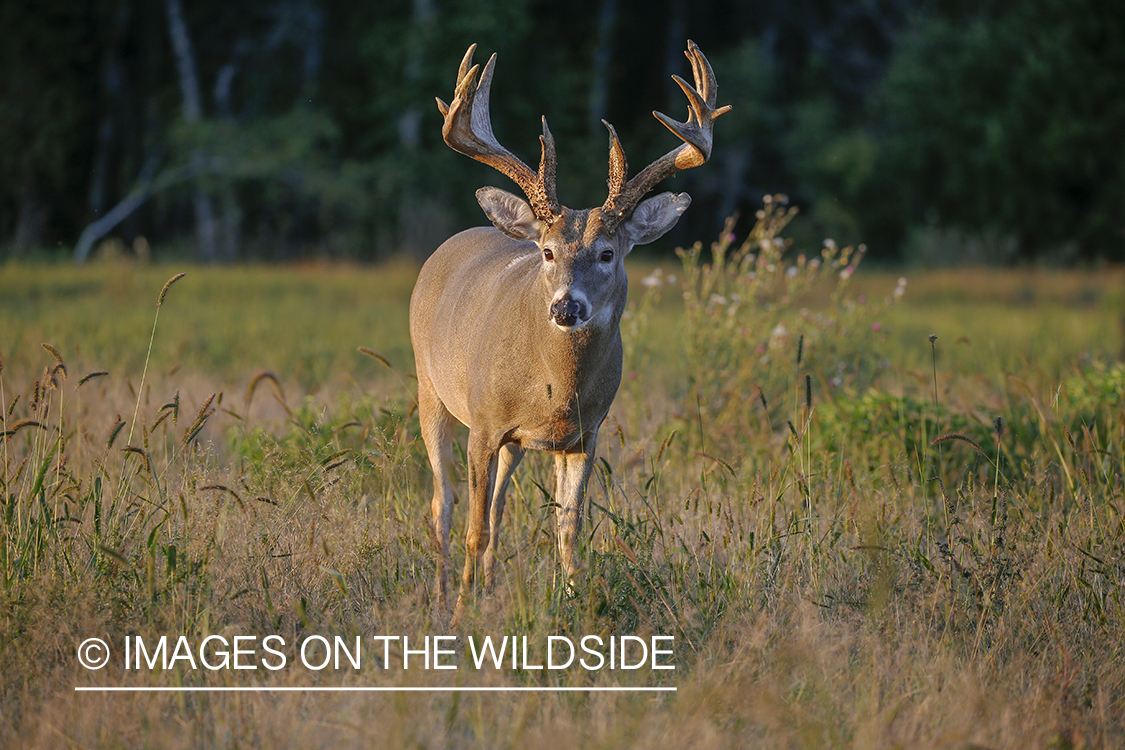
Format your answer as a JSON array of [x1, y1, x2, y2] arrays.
[[550, 295, 587, 328]]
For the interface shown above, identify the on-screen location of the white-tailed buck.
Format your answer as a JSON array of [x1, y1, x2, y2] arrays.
[[411, 40, 729, 621]]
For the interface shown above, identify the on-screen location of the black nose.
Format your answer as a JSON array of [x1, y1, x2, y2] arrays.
[[550, 297, 585, 327]]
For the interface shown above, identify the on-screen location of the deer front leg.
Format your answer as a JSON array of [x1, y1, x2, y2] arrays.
[[454, 430, 498, 624], [483, 443, 525, 591], [554, 429, 599, 580]]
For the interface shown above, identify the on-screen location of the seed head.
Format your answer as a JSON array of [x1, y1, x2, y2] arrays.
[[158, 272, 187, 307]]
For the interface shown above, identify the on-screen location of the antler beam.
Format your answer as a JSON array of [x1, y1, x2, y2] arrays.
[[437, 45, 561, 225], [600, 40, 731, 231]]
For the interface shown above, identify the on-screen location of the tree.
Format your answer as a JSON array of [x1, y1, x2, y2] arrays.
[[874, 0, 1125, 260]]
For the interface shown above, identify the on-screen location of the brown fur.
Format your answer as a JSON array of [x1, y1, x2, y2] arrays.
[[414, 41, 726, 623]]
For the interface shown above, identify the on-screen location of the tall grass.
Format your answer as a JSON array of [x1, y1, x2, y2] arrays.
[[0, 217, 1122, 748]]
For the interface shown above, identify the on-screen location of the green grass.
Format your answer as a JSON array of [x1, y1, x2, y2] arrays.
[[0, 259, 418, 392], [1, 216, 1123, 749]]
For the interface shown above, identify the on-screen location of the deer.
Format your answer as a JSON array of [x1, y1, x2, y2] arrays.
[[410, 40, 729, 622]]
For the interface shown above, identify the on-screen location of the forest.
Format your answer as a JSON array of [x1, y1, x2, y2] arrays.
[[2, 0, 1123, 264]]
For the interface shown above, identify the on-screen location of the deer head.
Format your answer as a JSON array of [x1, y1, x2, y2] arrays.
[[436, 41, 731, 332]]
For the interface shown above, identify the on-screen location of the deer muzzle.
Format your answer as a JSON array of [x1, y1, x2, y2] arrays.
[[549, 294, 588, 330]]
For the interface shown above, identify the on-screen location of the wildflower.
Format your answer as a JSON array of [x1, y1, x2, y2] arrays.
[[839, 265, 854, 280], [872, 322, 882, 332], [769, 323, 789, 348], [893, 277, 908, 300], [786, 266, 799, 278]]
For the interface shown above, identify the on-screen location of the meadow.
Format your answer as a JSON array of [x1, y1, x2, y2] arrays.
[[1, 205, 1123, 748]]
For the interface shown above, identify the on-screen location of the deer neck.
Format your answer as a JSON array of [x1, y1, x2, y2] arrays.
[[528, 296, 623, 413]]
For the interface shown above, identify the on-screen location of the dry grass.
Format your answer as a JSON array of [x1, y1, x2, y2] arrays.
[[1, 225, 1123, 748]]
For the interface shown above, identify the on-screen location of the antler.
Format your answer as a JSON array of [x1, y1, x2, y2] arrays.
[[600, 40, 731, 232], [437, 45, 561, 225]]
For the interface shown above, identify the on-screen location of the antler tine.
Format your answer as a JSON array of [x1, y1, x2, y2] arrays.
[[436, 44, 477, 116], [538, 117, 559, 217], [602, 120, 627, 199], [601, 40, 731, 231], [437, 45, 561, 224]]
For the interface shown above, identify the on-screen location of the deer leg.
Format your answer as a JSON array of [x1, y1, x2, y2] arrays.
[[554, 429, 599, 581], [454, 431, 498, 624], [417, 374, 457, 614], [483, 443, 525, 590]]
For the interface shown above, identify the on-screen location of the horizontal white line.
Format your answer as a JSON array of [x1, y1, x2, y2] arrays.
[[75, 686, 675, 693]]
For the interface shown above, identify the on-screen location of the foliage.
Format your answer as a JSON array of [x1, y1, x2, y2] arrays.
[[3, 0, 1122, 262], [875, 0, 1125, 261], [668, 196, 898, 459]]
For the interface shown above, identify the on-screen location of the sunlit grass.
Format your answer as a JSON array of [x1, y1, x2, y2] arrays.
[[1, 228, 1122, 748], [0, 259, 418, 391]]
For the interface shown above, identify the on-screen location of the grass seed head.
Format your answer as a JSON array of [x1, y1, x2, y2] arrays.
[[41, 342, 63, 364], [245, 370, 286, 411], [78, 371, 109, 387], [931, 432, 985, 456], [157, 272, 187, 307], [107, 415, 126, 448]]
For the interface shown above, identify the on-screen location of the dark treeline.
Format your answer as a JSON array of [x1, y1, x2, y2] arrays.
[[2, 0, 1123, 264]]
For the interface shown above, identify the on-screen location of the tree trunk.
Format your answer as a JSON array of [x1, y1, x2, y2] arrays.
[[397, 0, 436, 151], [588, 0, 619, 137], [165, 0, 218, 262], [13, 194, 46, 252]]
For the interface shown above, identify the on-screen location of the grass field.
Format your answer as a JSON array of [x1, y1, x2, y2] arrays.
[[2, 210, 1124, 748]]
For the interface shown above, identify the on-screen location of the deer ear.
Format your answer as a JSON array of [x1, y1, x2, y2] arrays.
[[621, 192, 691, 248], [476, 187, 543, 241]]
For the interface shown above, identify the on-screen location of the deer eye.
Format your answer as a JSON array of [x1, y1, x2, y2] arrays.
[[600, 250, 614, 263], [543, 248, 554, 261]]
